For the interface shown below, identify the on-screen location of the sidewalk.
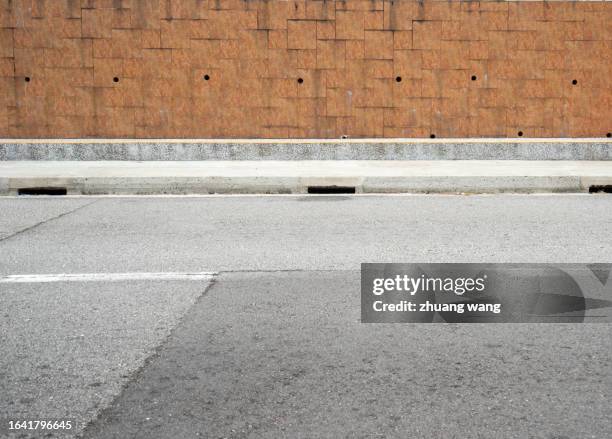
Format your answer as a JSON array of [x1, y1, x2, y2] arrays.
[[1, 160, 611, 195]]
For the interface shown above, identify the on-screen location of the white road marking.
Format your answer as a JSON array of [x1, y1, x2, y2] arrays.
[[0, 272, 217, 283]]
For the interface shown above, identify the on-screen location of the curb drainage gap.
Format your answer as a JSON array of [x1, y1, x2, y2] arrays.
[[588, 185, 612, 194], [18, 187, 68, 196], [307, 186, 356, 194]]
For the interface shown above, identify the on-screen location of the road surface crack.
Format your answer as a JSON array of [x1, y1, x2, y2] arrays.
[[0, 199, 101, 243]]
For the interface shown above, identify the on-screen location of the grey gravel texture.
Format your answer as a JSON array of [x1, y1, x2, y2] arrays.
[[0, 195, 610, 439], [84, 271, 612, 439], [2, 140, 612, 161], [1, 195, 611, 275], [0, 281, 211, 438]]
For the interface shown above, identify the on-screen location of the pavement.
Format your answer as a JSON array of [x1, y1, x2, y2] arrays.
[[0, 194, 611, 438], [1, 160, 612, 195]]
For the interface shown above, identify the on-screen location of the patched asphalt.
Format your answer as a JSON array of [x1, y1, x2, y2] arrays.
[[84, 271, 611, 439], [1, 195, 611, 438]]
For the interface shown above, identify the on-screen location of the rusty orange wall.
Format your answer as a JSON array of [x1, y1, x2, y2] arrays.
[[0, 0, 611, 138]]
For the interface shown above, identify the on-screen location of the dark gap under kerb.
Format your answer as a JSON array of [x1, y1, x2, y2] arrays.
[[307, 186, 356, 194], [588, 185, 612, 194], [18, 187, 68, 196]]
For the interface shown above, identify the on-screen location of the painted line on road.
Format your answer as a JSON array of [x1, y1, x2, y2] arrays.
[[0, 272, 217, 283]]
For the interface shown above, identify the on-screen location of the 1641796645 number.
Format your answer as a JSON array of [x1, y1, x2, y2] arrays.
[[6, 419, 73, 431]]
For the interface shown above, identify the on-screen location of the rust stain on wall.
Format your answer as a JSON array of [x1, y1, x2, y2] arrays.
[[0, 0, 610, 138]]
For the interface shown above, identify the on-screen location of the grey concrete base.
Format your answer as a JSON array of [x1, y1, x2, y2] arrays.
[[1, 138, 611, 161], [1, 161, 611, 195]]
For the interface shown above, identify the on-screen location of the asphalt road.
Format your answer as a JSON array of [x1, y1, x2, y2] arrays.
[[0, 195, 611, 438]]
